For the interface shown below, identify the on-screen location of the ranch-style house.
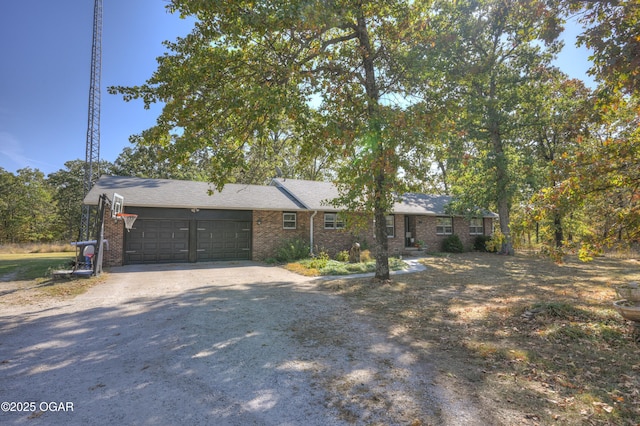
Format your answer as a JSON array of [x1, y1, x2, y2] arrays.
[[84, 175, 497, 266]]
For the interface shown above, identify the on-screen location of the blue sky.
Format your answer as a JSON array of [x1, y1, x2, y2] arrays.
[[0, 2, 594, 176]]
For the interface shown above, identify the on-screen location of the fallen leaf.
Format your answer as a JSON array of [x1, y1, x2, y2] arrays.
[[592, 402, 614, 413]]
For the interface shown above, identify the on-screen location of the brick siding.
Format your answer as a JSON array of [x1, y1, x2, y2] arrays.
[[252, 210, 374, 260], [410, 215, 492, 252], [252, 211, 493, 260], [102, 204, 125, 267], [252, 210, 310, 260], [101, 206, 495, 264]]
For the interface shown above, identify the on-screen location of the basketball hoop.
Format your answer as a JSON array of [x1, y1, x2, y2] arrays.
[[116, 213, 138, 232]]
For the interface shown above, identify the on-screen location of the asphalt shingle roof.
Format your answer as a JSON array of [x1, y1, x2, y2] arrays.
[[85, 176, 496, 218], [272, 178, 485, 216], [392, 193, 454, 215], [271, 178, 340, 211], [84, 176, 305, 211]]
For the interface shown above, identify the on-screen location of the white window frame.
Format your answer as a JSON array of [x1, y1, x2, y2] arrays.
[[324, 213, 345, 229], [469, 218, 484, 235], [385, 215, 395, 238], [436, 217, 453, 235], [283, 212, 297, 229]]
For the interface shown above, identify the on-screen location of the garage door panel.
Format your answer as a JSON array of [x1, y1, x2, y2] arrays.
[[196, 220, 251, 261], [125, 219, 190, 264], [124, 216, 252, 264]]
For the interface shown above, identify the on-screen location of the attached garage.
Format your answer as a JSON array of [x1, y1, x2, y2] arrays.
[[123, 207, 253, 265], [84, 176, 307, 267]]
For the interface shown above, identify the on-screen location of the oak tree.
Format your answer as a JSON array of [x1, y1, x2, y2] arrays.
[[110, 0, 431, 280], [423, 0, 564, 254]]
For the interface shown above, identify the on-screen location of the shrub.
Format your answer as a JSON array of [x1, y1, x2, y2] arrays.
[[474, 235, 492, 252], [485, 229, 505, 253], [335, 250, 350, 262], [442, 234, 464, 253], [360, 249, 373, 262], [308, 251, 329, 269], [275, 238, 310, 263]]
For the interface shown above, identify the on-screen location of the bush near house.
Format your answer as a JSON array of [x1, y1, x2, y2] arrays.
[[442, 234, 464, 253], [335, 250, 350, 262], [275, 238, 310, 263], [474, 235, 493, 252]]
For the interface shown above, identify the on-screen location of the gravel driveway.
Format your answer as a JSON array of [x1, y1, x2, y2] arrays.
[[0, 262, 483, 425]]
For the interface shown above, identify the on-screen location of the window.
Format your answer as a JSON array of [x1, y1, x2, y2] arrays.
[[436, 217, 453, 235], [469, 218, 484, 235], [283, 212, 297, 229], [324, 213, 345, 229], [385, 215, 395, 238]]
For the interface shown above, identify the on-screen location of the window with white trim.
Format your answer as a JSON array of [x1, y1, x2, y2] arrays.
[[324, 213, 345, 229], [469, 218, 484, 235], [436, 217, 453, 235], [385, 215, 395, 238], [283, 212, 297, 229]]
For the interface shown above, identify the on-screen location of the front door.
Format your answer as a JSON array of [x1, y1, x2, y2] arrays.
[[404, 216, 416, 247]]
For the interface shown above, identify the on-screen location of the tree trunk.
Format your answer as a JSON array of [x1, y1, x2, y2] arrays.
[[553, 211, 563, 248], [373, 171, 390, 281], [488, 78, 514, 255], [356, 10, 391, 280], [497, 198, 514, 255], [490, 130, 514, 255]]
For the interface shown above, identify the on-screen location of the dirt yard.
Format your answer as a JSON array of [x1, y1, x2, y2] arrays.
[[322, 252, 640, 425], [1, 253, 639, 425]]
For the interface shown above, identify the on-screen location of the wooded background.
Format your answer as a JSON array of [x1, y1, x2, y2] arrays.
[[2, 1, 637, 262]]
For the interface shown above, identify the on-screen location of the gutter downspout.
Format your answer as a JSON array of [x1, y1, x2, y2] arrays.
[[310, 211, 318, 256]]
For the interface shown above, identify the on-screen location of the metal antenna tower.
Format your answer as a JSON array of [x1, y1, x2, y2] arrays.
[[81, 0, 103, 241]]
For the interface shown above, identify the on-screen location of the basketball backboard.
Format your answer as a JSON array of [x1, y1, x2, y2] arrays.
[[112, 193, 124, 218]]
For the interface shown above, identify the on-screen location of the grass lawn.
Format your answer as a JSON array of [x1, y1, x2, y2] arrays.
[[0, 252, 100, 302], [0, 252, 75, 281], [322, 252, 640, 425]]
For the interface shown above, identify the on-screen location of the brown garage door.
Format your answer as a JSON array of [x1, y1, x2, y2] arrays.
[[124, 219, 190, 264], [196, 220, 251, 261]]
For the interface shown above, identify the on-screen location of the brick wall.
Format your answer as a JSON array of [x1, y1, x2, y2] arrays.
[[412, 215, 493, 252], [103, 206, 495, 264], [251, 211, 495, 259], [252, 210, 375, 260], [102, 204, 124, 267], [252, 210, 310, 260]]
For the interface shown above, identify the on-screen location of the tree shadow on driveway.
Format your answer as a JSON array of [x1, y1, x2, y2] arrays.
[[0, 262, 493, 425]]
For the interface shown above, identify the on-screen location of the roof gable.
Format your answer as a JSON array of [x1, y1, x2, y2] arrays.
[[272, 178, 340, 211]]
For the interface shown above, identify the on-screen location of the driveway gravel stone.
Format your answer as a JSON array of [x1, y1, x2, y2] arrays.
[[0, 261, 484, 425]]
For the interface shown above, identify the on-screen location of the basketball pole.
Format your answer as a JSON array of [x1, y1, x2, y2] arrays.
[[94, 193, 108, 276]]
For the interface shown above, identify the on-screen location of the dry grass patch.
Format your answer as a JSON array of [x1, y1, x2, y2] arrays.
[[1, 252, 104, 305], [0, 275, 105, 306], [322, 252, 640, 425], [0, 243, 75, 254]]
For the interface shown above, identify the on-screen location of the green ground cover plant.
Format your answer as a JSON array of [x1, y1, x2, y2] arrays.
[[286, 256, 406, 277]]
